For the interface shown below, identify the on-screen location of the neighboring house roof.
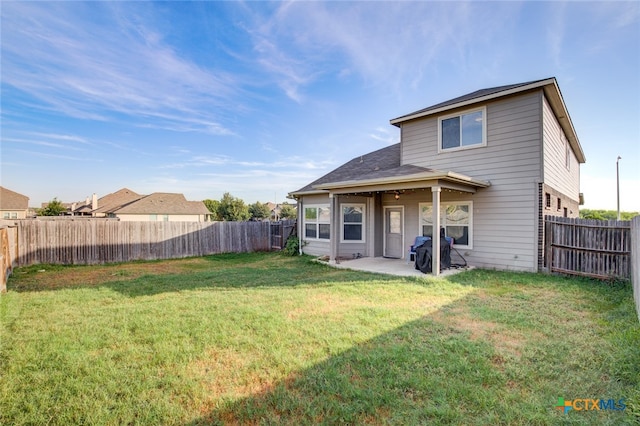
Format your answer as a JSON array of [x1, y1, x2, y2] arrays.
[[289, 144, 489, 197], [0, 186, 29, 209], [112, 193, 210, 215], [92, 188, 142, 214], [390, 77, 585, 163]]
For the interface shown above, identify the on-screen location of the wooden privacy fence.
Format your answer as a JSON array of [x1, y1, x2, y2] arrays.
[[9, 220, 275, 267], [544, 216, 631, 280]]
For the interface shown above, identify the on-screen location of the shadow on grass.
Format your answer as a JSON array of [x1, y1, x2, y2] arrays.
[[188, 312, 514, 425], [187, 277, 640, 426], [184, 269, 639, 425]]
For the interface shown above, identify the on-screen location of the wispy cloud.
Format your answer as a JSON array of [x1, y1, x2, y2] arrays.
[[12, 149, 97, 162], [3, 137, 85, 151], [369, 127, 397, 145], [246, 2, 521, 99], [159, 154, 336, 171], [1, 2, 238, 135], [24, 132, 91, 145]]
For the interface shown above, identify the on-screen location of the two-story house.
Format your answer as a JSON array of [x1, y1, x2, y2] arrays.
[[0, 186, 30, 219], [288, 78, 585, 274]]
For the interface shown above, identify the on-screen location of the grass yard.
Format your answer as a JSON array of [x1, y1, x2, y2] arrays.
[[1, 252, 638, 425]]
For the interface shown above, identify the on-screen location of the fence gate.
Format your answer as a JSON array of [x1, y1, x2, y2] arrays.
[[270, 220, 296, 250], [544, 216, 631, 280]]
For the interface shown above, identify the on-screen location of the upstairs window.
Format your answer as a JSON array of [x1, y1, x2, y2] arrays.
[[438, 107, 486, 152]]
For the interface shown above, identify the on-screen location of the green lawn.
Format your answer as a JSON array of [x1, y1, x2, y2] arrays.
[[1, 252, 638, 425]]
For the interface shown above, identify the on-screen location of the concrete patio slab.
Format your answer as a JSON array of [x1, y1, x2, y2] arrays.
[[324, 256, 471, 278]]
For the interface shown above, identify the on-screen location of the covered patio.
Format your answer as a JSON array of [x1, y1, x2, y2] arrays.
[[313, 169, 489, 276]]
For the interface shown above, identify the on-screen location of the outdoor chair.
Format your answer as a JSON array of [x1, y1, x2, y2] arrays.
[[407, 236, 430, 263]]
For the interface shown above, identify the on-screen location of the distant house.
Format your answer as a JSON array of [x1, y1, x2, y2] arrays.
[[70, 188, 209, 222], [0, 186, 30, 219], [105, 192, 209, 222], [289, 77, 585, 273], [266, 202, 297, 221]]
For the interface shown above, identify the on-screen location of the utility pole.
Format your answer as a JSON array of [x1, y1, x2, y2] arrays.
[[616, 156, 621, 220]]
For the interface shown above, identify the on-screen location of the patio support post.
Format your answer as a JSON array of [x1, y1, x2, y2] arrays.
[[329, 193, 338, 265], [297, 198, 303, 255], [432, 185, 441, 276]]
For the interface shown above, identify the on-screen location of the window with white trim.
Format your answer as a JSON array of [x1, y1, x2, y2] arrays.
[[304, 205, 330, 240], [419, 202, 472, 248], [341, 204, 365, 242], [438, 107, 486, 151]]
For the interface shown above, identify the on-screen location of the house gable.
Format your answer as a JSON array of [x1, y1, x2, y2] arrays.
[[390, 77, 585, 165], [92, 188, 142, 215]]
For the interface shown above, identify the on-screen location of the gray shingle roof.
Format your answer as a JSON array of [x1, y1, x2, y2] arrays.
[[291, 143, 433, 194], [113, 193, 209, 215], [0, 186, 29, 209], [390, 78, 553, 123]]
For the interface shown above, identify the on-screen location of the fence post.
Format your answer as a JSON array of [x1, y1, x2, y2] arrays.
[[544, 217, 552, 273], [0, 255, 5, 293], [632, 216, 640, 322]]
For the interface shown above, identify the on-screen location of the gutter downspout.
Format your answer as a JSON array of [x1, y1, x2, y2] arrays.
[[297, 197, 303, 255]]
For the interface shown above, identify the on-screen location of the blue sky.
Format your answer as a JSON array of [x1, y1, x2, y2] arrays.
[[1, 1, 639, 211]]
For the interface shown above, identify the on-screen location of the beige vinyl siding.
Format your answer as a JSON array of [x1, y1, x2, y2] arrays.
[[300, 194, 330, 257], [542, 96, 580, 200], [1, 210, 28, 219], [401, 91, 543, 271]]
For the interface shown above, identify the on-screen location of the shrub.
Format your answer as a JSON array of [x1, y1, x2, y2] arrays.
[[282, 236, 301, 256]]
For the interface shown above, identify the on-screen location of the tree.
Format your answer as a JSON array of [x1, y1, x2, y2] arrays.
[[218, 192, 250, 221], [279, 203, 297, 219], [203, 199, 221, 221], [249, 202, 270, 221], [37, 198, 67, 216], [580, 209, 638, 221]]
